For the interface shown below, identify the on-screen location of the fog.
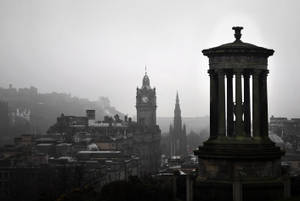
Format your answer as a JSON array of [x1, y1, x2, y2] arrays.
[[0, 0, 299, 117]]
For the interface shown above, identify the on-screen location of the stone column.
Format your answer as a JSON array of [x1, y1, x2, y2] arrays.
[[235, 70, 244, 136], [217, 70, 226, 137], [243, 72, 251, 137], [227, 71, 234, 137], [283, 177, 291, 199], [209, 70, 218, 139], [260, 70, 269, 138], [233, 181, 243, 201], [252, 70, 261, 138], [186, 174, 193, 201], [172, 175, 177, 199]]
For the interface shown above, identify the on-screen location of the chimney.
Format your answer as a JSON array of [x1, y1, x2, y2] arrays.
[[86, 110, 96, 126], [86, 110, 96, 120]]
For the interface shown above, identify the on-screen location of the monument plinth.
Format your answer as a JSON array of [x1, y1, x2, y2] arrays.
[[194, 27, 286, 201]]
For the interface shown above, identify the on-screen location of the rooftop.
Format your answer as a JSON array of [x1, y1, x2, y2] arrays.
[[202, 26, 274, 57], [78, 150, 121, 154]]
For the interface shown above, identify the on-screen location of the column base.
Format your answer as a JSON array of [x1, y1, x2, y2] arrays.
[[194, 137, 284, 182], [194, 178, 287, 201]]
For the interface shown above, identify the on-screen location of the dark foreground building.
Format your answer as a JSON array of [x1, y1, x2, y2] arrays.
[[0, 73, 161, 201], [194, 27, 287, 201]]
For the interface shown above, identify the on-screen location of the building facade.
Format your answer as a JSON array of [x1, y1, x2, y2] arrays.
[[44, 71, 161, 176], [169, 93, 187, 157], [270, 116, 300, 151]]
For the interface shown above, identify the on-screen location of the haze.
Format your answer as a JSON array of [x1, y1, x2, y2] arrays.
[[0, 0, 299, 117]]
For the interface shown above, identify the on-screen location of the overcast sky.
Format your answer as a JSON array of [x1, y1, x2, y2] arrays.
[[0, 0, 300, 117]]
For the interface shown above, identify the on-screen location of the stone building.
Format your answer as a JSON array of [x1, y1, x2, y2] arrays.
[[169, 93, 187, 157], [45, 71, 161, 175], [270, 115, 300, 151], [194, 27, 286, 201], [134, 71, 161, 175]]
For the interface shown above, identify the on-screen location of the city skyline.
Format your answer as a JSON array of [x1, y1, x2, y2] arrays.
[[1, 0, 300, 117], [1, 2, 300, 200]]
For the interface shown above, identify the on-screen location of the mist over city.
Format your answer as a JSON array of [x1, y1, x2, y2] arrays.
[[1, 0, 300, 117], [1, 1, 300, 201]]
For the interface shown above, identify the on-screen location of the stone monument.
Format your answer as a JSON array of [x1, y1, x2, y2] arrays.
[[194, 27, 286, 201]]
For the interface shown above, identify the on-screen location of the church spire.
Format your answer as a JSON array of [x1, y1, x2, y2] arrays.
[[171, 92, 186, 156], [176, 91, 179, 104], [174, 92, 181, 119]]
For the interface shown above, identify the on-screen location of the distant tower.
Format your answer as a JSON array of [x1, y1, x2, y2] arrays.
[[134, 68, 161, 175], [170, 92, 187, 156], [136, 69, 157, 127]]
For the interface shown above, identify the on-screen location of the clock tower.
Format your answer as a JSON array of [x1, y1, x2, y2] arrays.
[[136, 71, 157, 127]]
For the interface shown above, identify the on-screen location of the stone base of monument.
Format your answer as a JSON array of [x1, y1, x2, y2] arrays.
[[194, 179, 285, 201], [194, 137, 287, 201]]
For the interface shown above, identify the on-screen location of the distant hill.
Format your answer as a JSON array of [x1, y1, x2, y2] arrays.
[[0, 85, 123, 135], [157, 116, 209, 134]]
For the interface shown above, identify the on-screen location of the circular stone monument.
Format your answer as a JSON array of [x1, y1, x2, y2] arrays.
[[194, 27, 286, 201]]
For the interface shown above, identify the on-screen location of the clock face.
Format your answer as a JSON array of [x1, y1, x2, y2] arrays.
[[142, 96, 149, 103]]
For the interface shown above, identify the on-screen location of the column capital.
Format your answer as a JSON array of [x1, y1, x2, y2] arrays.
[[233, 69, 243, 75], [243, 71, 251, 78], [208, 69, 217, 77], [252, 69, 262, 76], [216, 69, 225, 76], [260, 69, 269, 77], [226, 70, 234, 78]]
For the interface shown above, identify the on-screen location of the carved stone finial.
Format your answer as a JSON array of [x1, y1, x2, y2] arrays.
[[232, 26, 243, 41]]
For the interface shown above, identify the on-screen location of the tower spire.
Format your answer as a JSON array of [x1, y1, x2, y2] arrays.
[[172, 91, 186, 156], [142, 66, 150, 88], [174, 92, 181, 115]]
